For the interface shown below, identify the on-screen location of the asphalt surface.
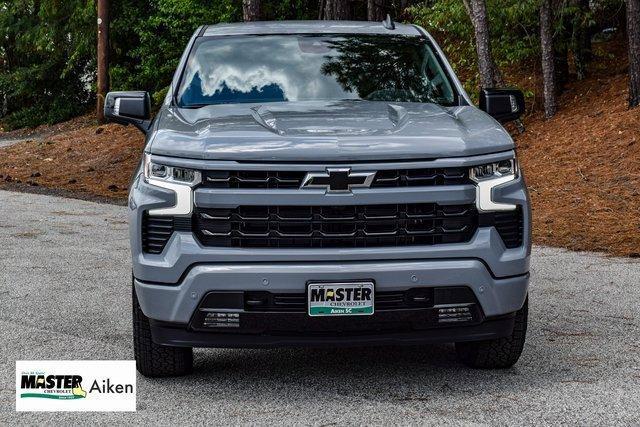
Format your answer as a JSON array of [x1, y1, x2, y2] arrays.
[[1, 189, 639, 424]]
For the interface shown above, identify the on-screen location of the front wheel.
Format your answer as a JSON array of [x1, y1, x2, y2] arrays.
[[132, 281, 193, 377], [455, 298, 528, 369]]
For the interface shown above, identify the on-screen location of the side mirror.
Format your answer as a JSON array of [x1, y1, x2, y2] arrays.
[[104, 91, 152, 134], [479, 88, 525, 122]]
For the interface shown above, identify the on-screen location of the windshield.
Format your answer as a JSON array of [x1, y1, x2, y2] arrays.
[[177, 34, 457, 107]]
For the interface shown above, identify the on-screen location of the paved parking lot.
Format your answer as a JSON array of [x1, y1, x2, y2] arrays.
[[1, 189, 639, 424]]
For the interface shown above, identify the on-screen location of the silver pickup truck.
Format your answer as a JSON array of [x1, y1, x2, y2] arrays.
[[105, 19, 531, 377]]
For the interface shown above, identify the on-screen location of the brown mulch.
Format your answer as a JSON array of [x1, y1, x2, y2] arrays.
[[0, 120, 144, 201], [0, 115, 96, 140], [515, 72, 640, 257]]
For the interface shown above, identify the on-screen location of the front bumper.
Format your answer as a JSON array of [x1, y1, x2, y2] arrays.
[[134, 258, 528, 322], [140, 265, 526, 347]]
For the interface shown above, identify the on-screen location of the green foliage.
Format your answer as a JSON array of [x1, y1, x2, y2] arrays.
[[0, 0, 628, 129], [0, 0, 242, 129], [0, 0, 96, 130], [110, 0, 240, 101], [408, 0, 538, 93]]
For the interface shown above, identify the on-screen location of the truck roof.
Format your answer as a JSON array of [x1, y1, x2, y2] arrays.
[[202, 20, 424, 37]]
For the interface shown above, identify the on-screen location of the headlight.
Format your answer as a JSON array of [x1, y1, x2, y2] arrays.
[[469, 157, 519, 212], [143, 154, 200, 217], [144, 153, 201, 187], [470, 158, 518, 182]]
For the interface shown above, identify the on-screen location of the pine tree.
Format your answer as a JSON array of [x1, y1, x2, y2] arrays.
[[97, 0, 110, 123], [628, 0, 640, 108], [464, 0, 503, 88], [540, 0, 557, 118], [321, 0, 352, 20], [243, 0, 261, 21], [367, 0, 387, 21]]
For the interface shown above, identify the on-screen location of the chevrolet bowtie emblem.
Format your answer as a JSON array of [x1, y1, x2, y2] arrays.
[[300, 168, 376, 193]]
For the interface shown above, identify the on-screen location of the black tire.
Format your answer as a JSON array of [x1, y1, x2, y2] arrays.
[[455, 298, 528, 369], [132, 282, 193, 377]]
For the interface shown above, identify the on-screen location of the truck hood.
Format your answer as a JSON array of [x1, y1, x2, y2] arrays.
[[149, 101, 514, 162]]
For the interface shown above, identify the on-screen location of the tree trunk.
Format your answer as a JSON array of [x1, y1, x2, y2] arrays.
[[242, 0, 261, 22], [368, 0, 387, 21], [97, 0, 109, 124], [335, 0, 350, 19], [324, 0, 352, 20], [628, 0, 640, 108], [466, 0, 499, 88], [540, 0, 557, 118]]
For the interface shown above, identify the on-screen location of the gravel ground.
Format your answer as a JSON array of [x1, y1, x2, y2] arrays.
[[1, 189, 639, 425], [0, 139, 30, 149]]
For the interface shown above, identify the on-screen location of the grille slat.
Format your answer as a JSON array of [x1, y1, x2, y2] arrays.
[[201, 168, 471, 189], [194, 203, 478, 248], [371, 168, 469, 188], [203, 171, 307, 189]]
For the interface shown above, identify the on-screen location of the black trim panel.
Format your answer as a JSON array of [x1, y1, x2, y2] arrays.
[[149, 314, 515, 348]]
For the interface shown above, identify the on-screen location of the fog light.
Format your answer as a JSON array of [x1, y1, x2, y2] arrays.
[[203, 312, 240, 328], [437, 305, 473, 323]]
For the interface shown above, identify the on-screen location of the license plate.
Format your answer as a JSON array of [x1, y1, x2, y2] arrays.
[[307, 282, 374, 316]]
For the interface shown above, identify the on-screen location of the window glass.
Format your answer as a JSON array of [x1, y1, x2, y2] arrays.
[[177, 34, 456, 107]]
